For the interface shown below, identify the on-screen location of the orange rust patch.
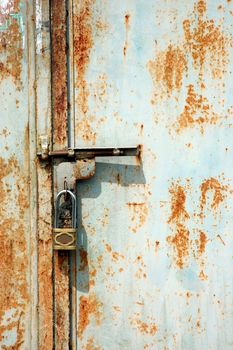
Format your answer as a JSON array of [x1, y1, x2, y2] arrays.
[[79, 248, 88, 271], [167, 224, 190, 269], [147, 0, 232, 114], [200, 178, 226, 216], [199, 269, 208, 280], [167, 183, 190, 269], [74, 0, 97, 144], [89, 268, 97, 288], [0, 1, 23, 89], [101, 208, 109, 227], [51, 0, 67, 146], [85, 337, 101, 350], [183, 0, 231, 79], [92, 73, 107, 104], [54, 252, 70, 347], [127, 202, 148, 233], [198, 231, 207, 254], [176, 84, 219, 133], [76, 115, 97, 145], [0, 154, 29, 347], [148, 45, 187, 96], [130, 319, 157, 336], [168, 184, 189, 224], [105, 244, 124, 262], [78, 293, 103, 339], [74, 1, 94, 94]]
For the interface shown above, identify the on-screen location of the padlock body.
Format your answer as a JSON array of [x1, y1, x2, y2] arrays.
[[53, 228, 76, 250]]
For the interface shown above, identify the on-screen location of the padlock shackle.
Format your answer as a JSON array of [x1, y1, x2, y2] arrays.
[[55, 190, 77, 228]]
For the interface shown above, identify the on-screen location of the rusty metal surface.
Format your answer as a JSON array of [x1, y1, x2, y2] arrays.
[[70, 0, 233, 349], [0, 0, 38, 348], [35, 0, 53, 349], [51, 0, 68, 149]]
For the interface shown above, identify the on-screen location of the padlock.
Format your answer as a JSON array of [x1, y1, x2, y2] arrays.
[[53, 189, 77, 250]]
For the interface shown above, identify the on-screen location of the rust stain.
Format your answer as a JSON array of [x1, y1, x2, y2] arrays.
[[101, 208, 109, 227], [148, 45, 187, 96], [130, 319, 157, 336], [0, 153, 29, 347], [176, 84, 220, 133], [74, 0, 97, 144], [147, 0, 232, 132], [37, 162, 53, 349], [92, 73, 107, 104], [89, 268, 97, 288], [85, 337, 101, 350], [0, 1, 22, 89], [51, 0, 67, 146], [55, 252, 70, 347], [0, 128, 10, 137], [155, 241, 160, 254], [79, 248, 88, 271], [168, 184, 189, 223], [167, 183, 190, 269], [198, 231, 207, 254], [199, 269, 208, 280], [167, 224, 190, 269], [105, 244, 124, 262], [183, 0, 231, 80], [123, 13, 130, 58], [199, 178, 226, 218], [127, 202, 148, 233], [78, 293, 103, 339]]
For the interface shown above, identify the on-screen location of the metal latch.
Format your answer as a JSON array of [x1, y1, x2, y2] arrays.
[[53, 189, 77, 250], [37, 146, 141, 165]]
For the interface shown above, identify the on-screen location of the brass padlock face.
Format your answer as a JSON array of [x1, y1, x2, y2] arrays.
[[53, 228, 76, 250]]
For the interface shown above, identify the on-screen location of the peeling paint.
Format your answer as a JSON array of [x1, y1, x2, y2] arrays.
[[148, 0, 232, 112], [183, 0, 231, 80], [55, 252, 70, 348], [51, 0, 68, 147], [0, 153, 29, 348], [148, 45, 187, 97], [130, 318, 157, 336], [198, 231, 207, 254], [175, 84, 220, 133], [199, 177, 226, 217], [84, 337, 101, 350], [74, 0, 97, 144], [105, 244, 124, 262], [78, 293, 103, 339], [127, 202, 148, 233], [0, 4, 23, 88], [167, 183, 190, 269]]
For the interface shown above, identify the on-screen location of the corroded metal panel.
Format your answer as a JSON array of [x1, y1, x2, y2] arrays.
[[35, 0, 53, 349], [51, 0, 68, 149], [0, 0, 37, 348], [72, 0, 233, 349]]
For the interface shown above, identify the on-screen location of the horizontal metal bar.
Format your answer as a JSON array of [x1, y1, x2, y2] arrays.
[[37, 146, 141, 164]]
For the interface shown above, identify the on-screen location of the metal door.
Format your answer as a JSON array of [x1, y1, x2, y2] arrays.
[[2, 0, 233, 349], [68, 1, 233, 349]]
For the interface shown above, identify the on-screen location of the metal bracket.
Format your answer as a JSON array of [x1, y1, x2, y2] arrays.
[[38, 134, 50, 160]]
